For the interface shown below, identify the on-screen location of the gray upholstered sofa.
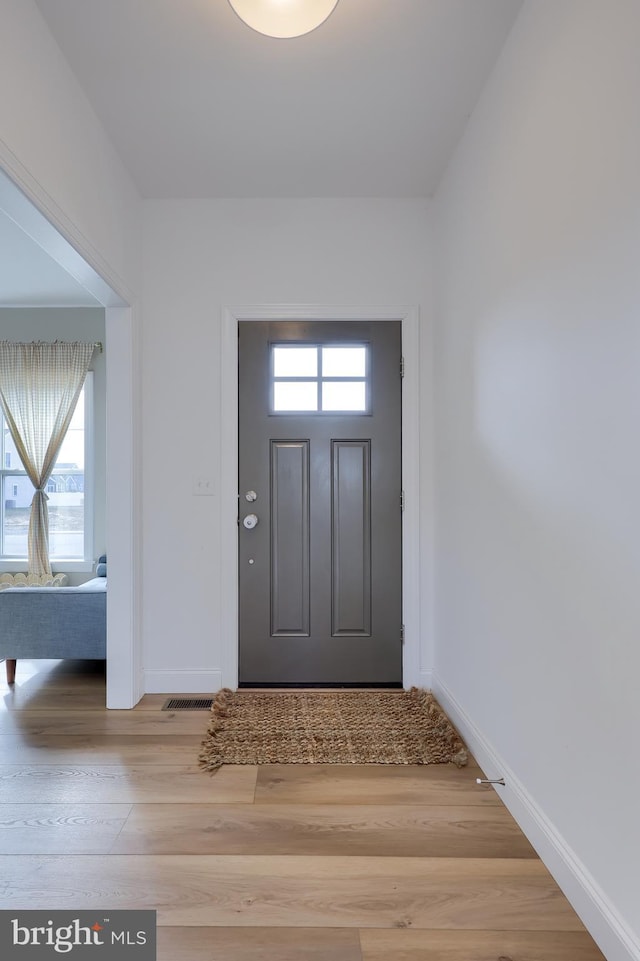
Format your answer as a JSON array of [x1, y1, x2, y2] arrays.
[[0, 556, 106, 684]]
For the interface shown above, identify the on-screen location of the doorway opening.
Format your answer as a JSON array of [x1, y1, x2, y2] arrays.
[[0, 166, 139, 708]]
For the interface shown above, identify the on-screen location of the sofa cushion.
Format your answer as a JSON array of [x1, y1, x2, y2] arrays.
[[0, 572, 68, 591]]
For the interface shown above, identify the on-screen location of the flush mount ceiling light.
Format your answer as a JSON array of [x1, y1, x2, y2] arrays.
[[228, 0, 340, 39]]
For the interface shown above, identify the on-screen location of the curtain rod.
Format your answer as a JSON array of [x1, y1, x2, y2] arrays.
[[0, 340, 103, 352]]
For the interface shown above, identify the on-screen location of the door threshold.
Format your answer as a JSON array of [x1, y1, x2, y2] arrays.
[[238, 682, 403, 689]]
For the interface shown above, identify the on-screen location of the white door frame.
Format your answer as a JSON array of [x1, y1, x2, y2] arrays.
[[220, 304, 425, 689]]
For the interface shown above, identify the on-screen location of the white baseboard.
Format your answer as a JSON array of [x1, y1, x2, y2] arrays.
[[412, 669, 433, 689], [432, 672, 640, 961], [143, 670, 223, 694]]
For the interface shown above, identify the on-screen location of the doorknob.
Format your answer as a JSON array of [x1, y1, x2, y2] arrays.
[[243, 513, 259, 530]]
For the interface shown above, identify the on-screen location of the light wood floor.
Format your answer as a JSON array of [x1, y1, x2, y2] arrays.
[[0, 659, 606, 961]]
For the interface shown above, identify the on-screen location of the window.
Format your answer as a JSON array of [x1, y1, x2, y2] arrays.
[[0, 375, 93, 568], [272, 344, 369, 413]]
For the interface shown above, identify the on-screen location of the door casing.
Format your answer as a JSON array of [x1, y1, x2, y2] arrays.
[[220, 304, 428, 690]]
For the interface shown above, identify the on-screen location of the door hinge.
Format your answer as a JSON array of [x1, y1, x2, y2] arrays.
[[400, 356, 405, 378], [400, 624, 405, 645], [400, 490, 405, 512]]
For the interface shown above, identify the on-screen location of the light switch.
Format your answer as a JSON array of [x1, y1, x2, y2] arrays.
[[193, 474, 215, 496]]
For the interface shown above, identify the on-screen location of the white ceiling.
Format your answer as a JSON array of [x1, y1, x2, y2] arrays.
[[34, 0, 523, 199], [1, 0, 523, 306]]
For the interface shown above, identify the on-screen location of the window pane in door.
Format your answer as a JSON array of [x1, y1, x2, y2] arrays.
[[322, 381, 367, 411], [322, 346, 366, 378], [273, 346, 318, 378], [274, 381, 318, 411]]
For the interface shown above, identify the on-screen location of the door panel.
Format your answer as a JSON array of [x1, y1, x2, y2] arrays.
[[270, 440, 310, 636], [331, 440, 371, 636], [238, 320, 402, 685]]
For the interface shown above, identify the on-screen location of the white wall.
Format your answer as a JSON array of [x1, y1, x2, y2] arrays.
[[0, 0, 140, 297], [0, 308, 106, 584], [141, 198, 434, 692], [433, 2, 640, 958]]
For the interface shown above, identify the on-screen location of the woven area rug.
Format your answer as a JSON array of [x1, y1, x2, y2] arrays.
[[198, 687, 467, 773]]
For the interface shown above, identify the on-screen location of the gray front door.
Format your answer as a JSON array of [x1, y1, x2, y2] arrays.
[[238, 320, 402, 685]]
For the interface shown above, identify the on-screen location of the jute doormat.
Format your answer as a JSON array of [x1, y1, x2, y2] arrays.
[[198, 687, 468, 773]]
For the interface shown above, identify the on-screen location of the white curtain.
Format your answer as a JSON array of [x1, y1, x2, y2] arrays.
[[0, 341, 95, 575]]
